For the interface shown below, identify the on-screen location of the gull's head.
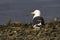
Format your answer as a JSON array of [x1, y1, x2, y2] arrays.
[[31, 10, 41, 18], [31, 10, 41, 15]]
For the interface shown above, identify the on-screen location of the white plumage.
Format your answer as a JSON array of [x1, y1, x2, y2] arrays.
[[32, 10, 41, 19]]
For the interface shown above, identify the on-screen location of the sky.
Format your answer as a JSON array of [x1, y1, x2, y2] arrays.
[[0, 0, 60, 24]]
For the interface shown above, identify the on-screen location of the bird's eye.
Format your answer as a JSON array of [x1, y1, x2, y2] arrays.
[[32, 14, 35, 15]]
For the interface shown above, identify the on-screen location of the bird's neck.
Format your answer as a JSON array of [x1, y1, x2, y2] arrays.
[[33, 13, 40, 19]]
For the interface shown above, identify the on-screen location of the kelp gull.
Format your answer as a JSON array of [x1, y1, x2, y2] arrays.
[[31, 10, 44, 29]]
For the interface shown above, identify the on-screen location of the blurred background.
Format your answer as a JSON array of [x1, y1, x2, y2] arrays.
[[0, 0, 60, 24]]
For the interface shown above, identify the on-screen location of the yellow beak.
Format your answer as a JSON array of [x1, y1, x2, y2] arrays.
[[31, 12, 35, 14]]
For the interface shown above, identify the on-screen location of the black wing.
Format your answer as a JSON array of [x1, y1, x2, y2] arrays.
[[32, 16, 44, 25]]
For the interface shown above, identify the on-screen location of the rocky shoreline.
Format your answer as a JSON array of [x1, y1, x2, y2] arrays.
[[0, 18, 60, 40]]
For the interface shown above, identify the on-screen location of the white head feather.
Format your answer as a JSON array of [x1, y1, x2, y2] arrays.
[[32, 10, 41, 19]]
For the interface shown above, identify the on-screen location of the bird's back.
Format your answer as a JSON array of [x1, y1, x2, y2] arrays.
[[33, 16, 44, 26]]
